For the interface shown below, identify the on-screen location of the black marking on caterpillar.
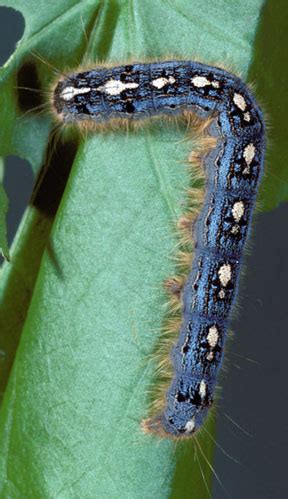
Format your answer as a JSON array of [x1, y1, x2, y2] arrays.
[[52, 60, 265, 438]]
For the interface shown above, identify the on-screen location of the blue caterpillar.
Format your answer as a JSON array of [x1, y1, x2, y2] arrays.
[[53, 60, 265, 437]]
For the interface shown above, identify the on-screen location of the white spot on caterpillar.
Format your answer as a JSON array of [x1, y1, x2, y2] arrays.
[[192, 76, 209, 87], [206, 352, 214, 361], [61, 86, 91, 101], [185, 418, 195, 433], [233, 93, 246, 111], [192, 76, 219, 88], [98, 79, 139, 96], [218, 290, 226, 299], [207, 325, 219, 348], [232, 201, 245, 222], [152, 76, 175, 89], [231, 225, 240, 234], [243, 143, 255, 166], [218, 263, 232, 287], [244, 111, 251, 122], [199, 380, 207, 399]]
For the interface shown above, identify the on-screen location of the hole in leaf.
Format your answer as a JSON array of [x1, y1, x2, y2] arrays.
[[0, 7, 24, 65], [2, 155, 34, 246]]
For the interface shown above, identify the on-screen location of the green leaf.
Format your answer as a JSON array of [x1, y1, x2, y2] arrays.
[[0, 158, 9, 259], [0, 0, 270, 497]]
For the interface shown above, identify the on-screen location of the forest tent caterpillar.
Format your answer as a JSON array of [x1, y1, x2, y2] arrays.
[[52, 60, 265, 438]]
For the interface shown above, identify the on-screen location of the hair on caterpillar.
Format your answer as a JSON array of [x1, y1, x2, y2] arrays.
[[140, 131, 217, 438]]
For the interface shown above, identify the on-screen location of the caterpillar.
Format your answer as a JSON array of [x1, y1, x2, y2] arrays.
[[52, 60, 265, 438]]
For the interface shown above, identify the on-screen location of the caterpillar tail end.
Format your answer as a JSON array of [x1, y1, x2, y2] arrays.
[[141, 414, 197, 440]]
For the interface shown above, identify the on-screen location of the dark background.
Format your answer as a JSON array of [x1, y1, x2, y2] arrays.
[[1, 6, 287, 499]]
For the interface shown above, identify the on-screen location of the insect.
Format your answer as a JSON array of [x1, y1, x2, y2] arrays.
[[52, 60, 265, 437]]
